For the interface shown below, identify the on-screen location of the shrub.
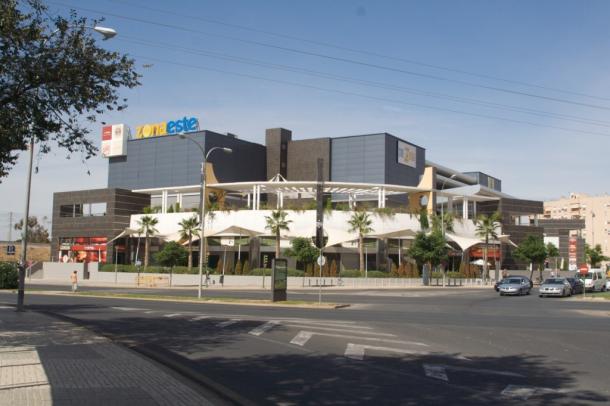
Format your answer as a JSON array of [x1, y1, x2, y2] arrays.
[[330, 260, 338, 277], [0, 262, 18, 289], [234, 260, 242, 275], [249, 268, 304, 277], [390, 261, 399, 277], [367, 270, 390, 278], [242, 260, 250, 275], [339, 269, 363, 278]]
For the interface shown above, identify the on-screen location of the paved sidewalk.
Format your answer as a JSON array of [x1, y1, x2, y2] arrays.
[[0, 306, 212, 406]]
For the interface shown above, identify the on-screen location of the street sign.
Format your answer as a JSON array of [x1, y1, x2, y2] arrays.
[[6, 245, 15, 255], [579, 264, 588, 275], [317, 255, 326, 267]]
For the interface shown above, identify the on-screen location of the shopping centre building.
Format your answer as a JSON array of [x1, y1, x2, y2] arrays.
[[51, 117, 544, 271]]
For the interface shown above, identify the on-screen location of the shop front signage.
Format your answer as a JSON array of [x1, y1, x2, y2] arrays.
[[568, 237, 577, 271], [135, 116, 199, 139]]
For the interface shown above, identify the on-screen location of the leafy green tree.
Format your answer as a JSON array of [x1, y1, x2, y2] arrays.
[[265, 210, 292, 259], [137, 215, 159, 268], [284, 237, 318, 270], [431, 212, 454, 234], [13, 216, 49, 243], [585, 244, 609, 267], [407, 230, 449, 274], [178, 216, 199, 270], [546, 242, 560, 270], [474, 212, 501, 280], [154, 242, 187, 268], [514, 235, 547, 281], [348, 211, 374, 274], [0, 0, 140, 178]]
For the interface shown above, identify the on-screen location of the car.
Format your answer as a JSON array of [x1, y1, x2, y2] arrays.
[[494, 279, 506, 292], [580, 269, 607, 292], [539, 278, 572, 298], [499, 277, 532, 296], [565, 277, 584, 295]]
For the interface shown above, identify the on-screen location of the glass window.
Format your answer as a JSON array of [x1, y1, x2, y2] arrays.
[[60, 205, 74, 217], [182, 194, 200, 211], [90, 203, 107, 216]]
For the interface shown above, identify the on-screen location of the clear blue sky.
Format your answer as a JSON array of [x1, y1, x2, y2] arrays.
[[1, 0, 609, 236]]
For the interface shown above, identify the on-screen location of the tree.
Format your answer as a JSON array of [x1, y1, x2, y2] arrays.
[[330, 259, 338, 277], [234, 260, 242, 275], [284, 237, 318, 270], [546, 242, 559, 270], [137, 215, 159, 268], [154, 242, 187, 268], [407, 230, 449, 275], [242, 260, 250, 275], [178, 216, 199, 270], [514, 235, 547, 282], [585, 244, 609, 267], [431, 212, 454, 234], [474, 212, 501, 280], [14, 216, 49, 243], [0, 1, 140, 178], [348, 211, 374, 274], [265, 210, 292, 259]]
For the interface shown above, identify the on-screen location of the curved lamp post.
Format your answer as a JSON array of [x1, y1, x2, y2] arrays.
[[17, 24, 118, 312], [179, 134, 232, 299], [439, 174, 457, 236]]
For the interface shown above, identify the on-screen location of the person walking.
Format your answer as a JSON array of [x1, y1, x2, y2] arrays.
[[70, 270, 78, 292]]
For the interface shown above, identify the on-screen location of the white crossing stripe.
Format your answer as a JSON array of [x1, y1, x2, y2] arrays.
[[248, 321, 280, 336], [111, 307, 147, 311], [190, 315, 211, 321], [284, 324, 394, 336], [344, 343, 428, 360], [501, 385, 564, 400], [143, 310, 157, 314], [290, 331, 313, 346], [163, 313, 182, 318], [424, 364, 525, 382], [423, 364, 449, 381], [0, 306, 13, 309], [217, 319, 240, 328], [289, 330, 429, 347]]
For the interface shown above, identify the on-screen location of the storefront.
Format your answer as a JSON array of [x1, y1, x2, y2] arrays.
[[58, 237, 108, 263]]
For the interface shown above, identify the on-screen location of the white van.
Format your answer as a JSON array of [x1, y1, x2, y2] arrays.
[[580, 268, 607, 292]]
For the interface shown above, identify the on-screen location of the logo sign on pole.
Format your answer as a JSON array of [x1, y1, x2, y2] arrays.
[[317, 255, 326, 267], [220, 237, 234, 247], [6, 245, 16, 255], [579, 264, 589, 275]]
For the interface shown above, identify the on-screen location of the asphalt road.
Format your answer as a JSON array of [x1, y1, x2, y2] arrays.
[[2, 287, 609, 405]]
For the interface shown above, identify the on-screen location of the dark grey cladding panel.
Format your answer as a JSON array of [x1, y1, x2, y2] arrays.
[[331, 134, 386, 184], [107, 131, 266, 190]]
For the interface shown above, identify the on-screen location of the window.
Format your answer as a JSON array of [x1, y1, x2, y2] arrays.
[[59, 203, 105, 217], [60, 205, 74, 217]]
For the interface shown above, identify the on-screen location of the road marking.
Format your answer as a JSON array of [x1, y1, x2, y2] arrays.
[[423, 364, 525, 382], [143, 310, 157, 314], [163, 313, 182, 318], [501, 385, 563, 400], [344, 343, 428, 360], [284, 324, 395, 336], [289, 330, 428, 347], [111, 306, 147, 311], [248, 321, 280, 336], [423, 364, 449, 381], [217, 319, 240, 328], [0, 305, 13, 309], [290, 331, 313, 346], [190, 315, 211, 321]]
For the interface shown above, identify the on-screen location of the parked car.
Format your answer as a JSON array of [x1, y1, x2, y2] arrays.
[[566, 277, 584, 295], [539, 278, 572, 298], [499, 277, 532, 296], [580, 269, 607, 292], [494, 279, 506, 292]]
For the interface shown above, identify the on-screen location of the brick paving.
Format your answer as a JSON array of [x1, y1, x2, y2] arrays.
[[0, 306, 212, 406]]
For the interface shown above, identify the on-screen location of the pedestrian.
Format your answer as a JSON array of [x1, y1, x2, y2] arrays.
[[70, 270, 78, 292]]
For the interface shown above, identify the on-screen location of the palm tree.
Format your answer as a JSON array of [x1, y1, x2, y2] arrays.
[[348, 211, 374, 274], [138, 215, 159, 268], [265, 210, 292, 259], [179, 216, 199, 270], [474, 212, 501, 281]]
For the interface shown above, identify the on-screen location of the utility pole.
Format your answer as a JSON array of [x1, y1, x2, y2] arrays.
[[315, 158, 324, 304]]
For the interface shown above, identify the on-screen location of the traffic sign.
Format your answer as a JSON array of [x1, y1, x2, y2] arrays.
[[579, 264, 588, 274], [317, 255, 326, 267], [6, 245, 15, 255]]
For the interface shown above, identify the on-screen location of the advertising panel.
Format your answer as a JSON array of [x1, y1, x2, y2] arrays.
[[135, 116, 199, 139], [101, 124, 128, 157], [397, 140, 417, 168], [568, 237, 577, 271]]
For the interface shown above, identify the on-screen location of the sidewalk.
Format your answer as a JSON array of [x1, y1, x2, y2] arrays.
[[0, 306, 212, 406]]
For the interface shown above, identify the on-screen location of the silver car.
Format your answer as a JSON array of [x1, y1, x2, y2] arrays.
[[499, 278, 531, 296], [539, 278, 572, 298]]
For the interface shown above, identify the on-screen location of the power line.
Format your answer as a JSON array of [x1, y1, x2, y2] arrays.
[[131, 53, 610, 139], [107, 0, 610, 103], [119, 35, 610, 129], [49, 1, 610, 112]]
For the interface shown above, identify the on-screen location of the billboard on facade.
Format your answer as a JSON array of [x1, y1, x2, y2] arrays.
[[568, 237, 577, 271], [101, 124, 128, 157], [397, 140, 416, 168]]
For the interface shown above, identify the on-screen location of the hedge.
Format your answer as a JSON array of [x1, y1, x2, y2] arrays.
[[0, 262, 19, 289], [248, 268, 304, 277]]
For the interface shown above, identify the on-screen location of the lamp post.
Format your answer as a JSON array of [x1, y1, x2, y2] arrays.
[[179, 135, 232, 299], [17, 24, 118, 312], [439, 174, 457, 288]]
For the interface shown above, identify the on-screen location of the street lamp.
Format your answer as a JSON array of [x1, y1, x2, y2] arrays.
[[17, 24, 119, 312], [439, 174, 457, 288], [179, 134, 232, 299]]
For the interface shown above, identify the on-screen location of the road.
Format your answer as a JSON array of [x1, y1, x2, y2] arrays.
[[2, 286, 609, 405]]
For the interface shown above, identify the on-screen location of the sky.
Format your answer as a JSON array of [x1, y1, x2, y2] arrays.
[[1, 0, 610, 238]]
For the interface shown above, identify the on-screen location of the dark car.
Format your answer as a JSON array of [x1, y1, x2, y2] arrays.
[[566, 277, 584, 295]]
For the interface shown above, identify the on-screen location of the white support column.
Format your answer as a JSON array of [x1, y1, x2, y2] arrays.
[[161, 190, 168, 214], [256, 185, 261, 210], [177, 193, 183, 210], [252, 185, 257, 210], [382, 187, 386, 208], [462, 198, 469, 220], [247, 193, 251, 209], [377, 189, 382, 208], [280, 191, 284, 208], [473, 201, 477, 218], [447, 196, 454, 213]]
